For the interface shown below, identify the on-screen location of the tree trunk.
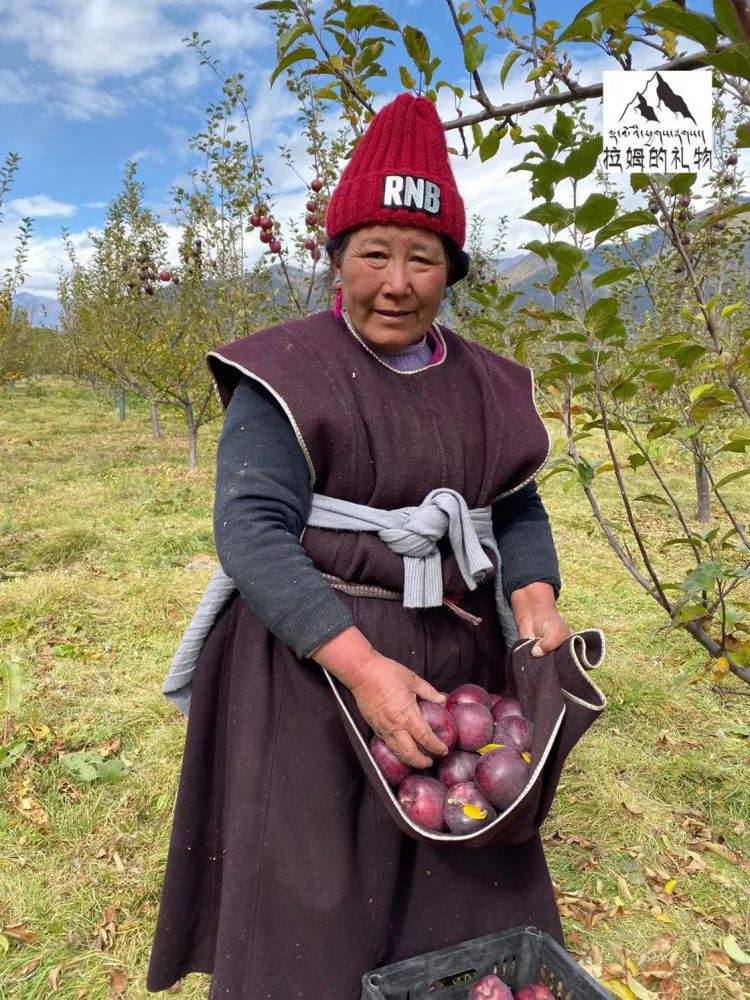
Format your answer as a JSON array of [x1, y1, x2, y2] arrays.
[[695, 457, 711, 522], [117, 387, 126, 421], [185, 405, 198, 469], [150, 399, 162, 440]]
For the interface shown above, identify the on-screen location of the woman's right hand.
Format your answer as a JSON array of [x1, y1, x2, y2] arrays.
[[349, 651, 449, 769]]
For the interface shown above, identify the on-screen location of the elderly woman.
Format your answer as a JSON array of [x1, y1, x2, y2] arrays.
[[147, 94, 571, 1000]]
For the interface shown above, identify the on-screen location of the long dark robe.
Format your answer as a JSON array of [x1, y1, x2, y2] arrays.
[[146, 311, 561, 999]]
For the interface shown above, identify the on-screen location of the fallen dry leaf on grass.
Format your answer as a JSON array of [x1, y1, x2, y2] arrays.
[[47, 965, 62, 991], [109, 968, 127, 995], [13, 957, 41, 978], [1, 923, 37, 943], [93, 906, 118, 951]]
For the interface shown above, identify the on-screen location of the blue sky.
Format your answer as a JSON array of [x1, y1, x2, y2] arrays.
[[0, 0, 727, 298]]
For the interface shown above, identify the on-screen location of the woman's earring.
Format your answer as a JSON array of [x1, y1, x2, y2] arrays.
[[333, 276, 343, 317]]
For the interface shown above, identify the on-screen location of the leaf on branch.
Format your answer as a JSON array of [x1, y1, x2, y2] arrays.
[[564, 136, 603, 180], [575, 193, 618, 234], [255, 0, 296, 10], [464, 35, 488, 73], [522, 202, 571, 228], [402, 25, 431, 71], [714, 468, 750, 489], [500, 49, 521, 87], [633, 493, 671, 506], [644, 4, 717, 50], [345, 5, 400, 31], [593, 266, 636, 288], [269, 46, 317, 87], [277, 21, 312, 55], [594, 210, 656, 247], [713, 0, 746, 43], [399, 65, 416, 89]]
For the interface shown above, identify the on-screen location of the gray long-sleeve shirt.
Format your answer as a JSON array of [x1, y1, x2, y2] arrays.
[[214, 376, 561, 659]]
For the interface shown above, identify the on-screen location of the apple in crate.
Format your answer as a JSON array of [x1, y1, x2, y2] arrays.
[[491, 696, 523, 724], [369, 736, 411, 785], [468, 973, 513, 1000], [444, 781, 497, 834], [418, 699, 458, 751], [475, 747, 531, 810], [446, 682, 491, 712], [515, 984, 555, 1000], [493, 715, 534, 753], [397, 775, 447, 832], [449, 703, 494, 751]]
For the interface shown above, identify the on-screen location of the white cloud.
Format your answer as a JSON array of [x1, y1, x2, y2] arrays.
[[0, 225, 98, 298], [8, 195, 77, 218]]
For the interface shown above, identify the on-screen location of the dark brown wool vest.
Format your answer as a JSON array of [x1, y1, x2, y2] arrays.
[[207, 309, 549, 592]]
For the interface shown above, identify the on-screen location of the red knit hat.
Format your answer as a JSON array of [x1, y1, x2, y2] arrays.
[[325, 94, 466, 250]]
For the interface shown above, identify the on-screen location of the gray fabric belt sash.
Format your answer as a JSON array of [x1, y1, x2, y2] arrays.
[[162, 488, 519, 714]]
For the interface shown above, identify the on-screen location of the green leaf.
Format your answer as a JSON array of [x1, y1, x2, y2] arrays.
[[633, 493, 671, 506], [644, 369, 676, 391], [556, 16, 594, 42], [668, 172, 697, 195], [737, 122, 750, 147], [500, 49, 521, 87], [464, 35, 488, 73], [644, 4, 718, 50], [255, 0, 296, 10], [681, 560, 723, 592], [520, 239, 550, 259], [575, 193, 618, 234], [563, 136, 603, 180], [628, 453, 647, 470], [715, 468, 750, 489], [594, 210, 656, 247], [277, 20, 312, 54], [345, 5, 400, 31], [720, 301, 744, 318], [399, 64, 416, 89], [270, 46, 317, 86], [403, 25, 431, 70], [673, 343, 706, 367], [585, 296, 619, 337], [547, 241, 585, 270], [630, 172, 650, 192], [0, 658, 23, 715], [674, 603, 709, 623], [479, 129, 501, 162], [703, 45, 750, 78], [593, 266, 636, 288], [713, 0, 745, 42], [522, 202, 571, 228], [526, 64, 549, 81]]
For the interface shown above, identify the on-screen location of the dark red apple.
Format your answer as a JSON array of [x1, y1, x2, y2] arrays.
[[369, 736, 411, 785], [450, 703, 494, 751], [444, 781, 497, 834], [250, 213, 261, 227], [158, 270, 171, 282], [446, 683, 491, 713], [515, 985, 554, 1000], [269, 240, 282, 254], [397, 775, 447, 832], [438, 749, 479, 787], [418, 700, 457, 752], [468, 974, 513, 1000], [475, 747, 531, 810], [493, 716, 534, 753], [489, 693, 502, 708], [306, 199, 317, 212], [259, 231, 272, 244], [491, 696, 523, 724], [311, 177, 323, 192]]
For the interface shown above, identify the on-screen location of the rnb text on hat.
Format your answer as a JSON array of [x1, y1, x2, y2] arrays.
[[382, 175, 442, 216]]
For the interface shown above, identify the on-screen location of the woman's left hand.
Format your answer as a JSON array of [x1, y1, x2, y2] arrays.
[[510, 581, 570, 657]]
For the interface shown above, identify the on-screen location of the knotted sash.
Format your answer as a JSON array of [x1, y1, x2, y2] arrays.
[[162, 488, 517, 715]]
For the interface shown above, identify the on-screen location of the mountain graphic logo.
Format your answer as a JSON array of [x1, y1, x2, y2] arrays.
[[619, 72, 697, 126]]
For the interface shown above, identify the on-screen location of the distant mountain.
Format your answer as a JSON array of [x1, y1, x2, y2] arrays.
[[13, 292, 63, 327]]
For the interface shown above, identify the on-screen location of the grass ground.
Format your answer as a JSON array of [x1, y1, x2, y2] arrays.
[[0, 379, 748, 1000]]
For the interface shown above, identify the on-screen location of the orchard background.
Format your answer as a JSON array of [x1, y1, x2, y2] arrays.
[[1, 0, 750, 997]]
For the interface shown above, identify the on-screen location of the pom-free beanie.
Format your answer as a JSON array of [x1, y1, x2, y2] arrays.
[[325, 94, 466, 250]]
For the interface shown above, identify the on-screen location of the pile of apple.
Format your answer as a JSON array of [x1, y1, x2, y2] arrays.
[[369, 683, 535, 835], [466, 974, 554, 999]]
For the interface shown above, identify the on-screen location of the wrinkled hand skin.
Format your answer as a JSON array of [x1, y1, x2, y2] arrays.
[[350, 652, 449, 769], [511, 581, 570, 657]]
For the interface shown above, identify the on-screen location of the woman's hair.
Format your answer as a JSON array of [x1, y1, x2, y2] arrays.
[[325, 228, 469, 286]]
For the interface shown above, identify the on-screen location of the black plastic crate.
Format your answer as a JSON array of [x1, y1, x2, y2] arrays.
[[361, 926, 610, 1000]]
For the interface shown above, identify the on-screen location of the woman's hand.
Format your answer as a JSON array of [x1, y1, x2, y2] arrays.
[[510, 581, 570, 657], [348, 652, 449, 768], [310, 625, 448, 768]]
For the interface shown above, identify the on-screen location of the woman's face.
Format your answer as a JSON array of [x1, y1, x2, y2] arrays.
[[333, 224, 448, 352]]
